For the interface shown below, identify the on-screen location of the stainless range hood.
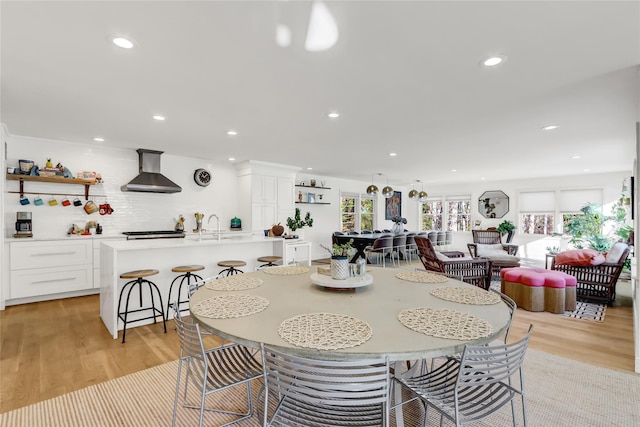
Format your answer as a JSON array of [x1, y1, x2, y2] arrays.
[[121, 149, 182, 193]]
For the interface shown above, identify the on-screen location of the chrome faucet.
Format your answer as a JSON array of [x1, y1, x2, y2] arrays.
[[208, 214, 221, 240]]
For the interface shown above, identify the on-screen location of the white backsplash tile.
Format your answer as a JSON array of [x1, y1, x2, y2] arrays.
[[5, 135, 240, 238]]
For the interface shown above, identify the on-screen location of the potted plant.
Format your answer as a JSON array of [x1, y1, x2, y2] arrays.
[[497, 220, 515, 243], [321, 240, 354, 280], [286, 208, 313, 233]]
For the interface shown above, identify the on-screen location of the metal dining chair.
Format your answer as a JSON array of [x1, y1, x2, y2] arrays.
[[366, 235, 394, 267], [396, 324, 534, 427], [436, 231, 447, 250], [405, 232, 418, 263], [261, 344, 391, 427], [171, 304, 263, 427], [392, 234, 407, 266]]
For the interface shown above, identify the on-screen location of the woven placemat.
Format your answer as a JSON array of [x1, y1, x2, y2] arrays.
[[398, 307, 492, 340], [204, 276, 263, 291], [191, 295, 269, 319], [430, 287, 501, 305], [396, 271, 449, 283], [278, 313, 373, 350], [263, 266, 310, 275]]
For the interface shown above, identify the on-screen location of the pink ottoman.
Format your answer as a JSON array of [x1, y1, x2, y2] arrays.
[[500, 267, 577, 313]]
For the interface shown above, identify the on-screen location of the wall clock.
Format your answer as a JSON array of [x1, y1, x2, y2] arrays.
[[194, 168, 211, 187]]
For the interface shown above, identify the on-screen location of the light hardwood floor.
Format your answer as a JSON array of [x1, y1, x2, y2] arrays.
[[0, 288, 635, 413]]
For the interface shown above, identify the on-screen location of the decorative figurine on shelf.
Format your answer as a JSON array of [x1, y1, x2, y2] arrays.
[[175, 215, 185, 232], [298, 191, 303, 202]]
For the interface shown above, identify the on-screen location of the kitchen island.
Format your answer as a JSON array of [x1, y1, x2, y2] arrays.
[[99, 235, 310, 339]]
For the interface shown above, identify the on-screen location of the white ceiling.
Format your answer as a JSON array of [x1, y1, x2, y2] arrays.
[[2, 1, 639, 187]]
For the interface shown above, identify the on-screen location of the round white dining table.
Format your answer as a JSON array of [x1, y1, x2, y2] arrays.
[[189, 266, 511, 362]]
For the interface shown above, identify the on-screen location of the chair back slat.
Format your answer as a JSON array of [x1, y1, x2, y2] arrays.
[[262, 345, 390, 425]]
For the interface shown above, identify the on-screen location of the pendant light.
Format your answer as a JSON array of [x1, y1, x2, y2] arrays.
[[418, 181, 428, 202], [408, 180, 419, 200], [382, 174, 394, 199], [366, 174, 379, 196]]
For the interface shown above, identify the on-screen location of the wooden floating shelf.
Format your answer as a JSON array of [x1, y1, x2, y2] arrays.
[[296, 201, 331, 205], [6, 174, 96, 200], [295, 185, 331, 190]]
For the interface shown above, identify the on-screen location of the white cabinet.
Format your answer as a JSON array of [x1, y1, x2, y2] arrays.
[[277, 177, 294, 212], [10, 240, 93, 299], [284, 240, 311, 266], [236, 163, 297, 232], [251, 203, 278, 232], [252, 175, 278, 203]]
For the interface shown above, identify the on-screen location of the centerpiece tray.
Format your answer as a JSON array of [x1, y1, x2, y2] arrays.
[[310, 272, 373, 290]]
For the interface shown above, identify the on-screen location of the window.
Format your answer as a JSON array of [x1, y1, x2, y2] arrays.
[[420, 200, 443, 231], [446, 198, 471, 231], [521, 213, 555, 235], [518, 188, 603, 235], [340, 193, 376, 232]]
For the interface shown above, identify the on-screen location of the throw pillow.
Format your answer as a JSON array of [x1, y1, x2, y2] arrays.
[[476, 243, 504, 256], [605, 242, 628, 264], [555, 249, 605, 266]]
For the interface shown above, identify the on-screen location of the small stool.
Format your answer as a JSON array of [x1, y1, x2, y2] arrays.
[[166, 265, 205, 320], [257, 256, 282, 267], [500, 267, 577, 314], [117, 269, 167, 343], [217, 260, 246, 277]]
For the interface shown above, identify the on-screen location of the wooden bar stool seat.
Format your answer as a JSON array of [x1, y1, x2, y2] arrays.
[[117, 269, 166, 343], [217, 260, 246, 277], [257, 256, 282, 267], [166, 265, 205, 320]]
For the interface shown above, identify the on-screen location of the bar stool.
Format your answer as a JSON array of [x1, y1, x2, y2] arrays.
[[166, 264, 205, 320], [117, 269, 167, 343], [217, 260, 246, 276], [257, 256, 282, 267]]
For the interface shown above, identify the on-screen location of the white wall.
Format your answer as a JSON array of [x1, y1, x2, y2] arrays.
[[294, 171, 631, 260], [3, 131, 631, 263], [4, 134, 240, 239]]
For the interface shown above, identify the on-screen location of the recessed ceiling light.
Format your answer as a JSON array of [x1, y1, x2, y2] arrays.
[[451, 169, 457, 172], [389, 153, 397, 157], [228, 157, 236, 161], [153, 115, 165, 121], [227, 130, 238, 136], [482, 56, 505, 67], [113, 37, 134, 49], [306, 167, 313, 170], [543, 125, 558, 130], [328, 112, 340, 118], [571, 155, 581, 159], [93, 137, 104, 142], [481, 177, 486, 180], [584, 168, 591, 172]]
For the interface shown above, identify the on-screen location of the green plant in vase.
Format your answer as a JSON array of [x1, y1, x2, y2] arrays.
[[496, 220, 515, 242], [286, 208, 313, 232]]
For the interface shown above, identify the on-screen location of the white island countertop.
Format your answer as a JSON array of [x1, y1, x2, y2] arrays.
[[101, 234, 286, 251], [99, 234, 310, 339]]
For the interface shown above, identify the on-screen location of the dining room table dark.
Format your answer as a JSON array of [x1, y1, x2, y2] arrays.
[[334, 232, 392, 263]]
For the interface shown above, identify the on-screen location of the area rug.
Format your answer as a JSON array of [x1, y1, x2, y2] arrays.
[[563, 300, 606, 322], [2, 349, 638, 427]]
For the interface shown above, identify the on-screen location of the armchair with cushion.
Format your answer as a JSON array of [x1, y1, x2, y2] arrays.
[[467, 230, 519, 257], [416, 236, 493, 290], [467, 230, 520, 275], [551, 242, 630, 305]]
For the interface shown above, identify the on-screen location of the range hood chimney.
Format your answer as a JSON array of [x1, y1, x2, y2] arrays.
[[121, 149, 182, 193]]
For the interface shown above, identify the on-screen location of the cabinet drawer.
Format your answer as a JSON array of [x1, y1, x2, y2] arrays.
[[11, 240, 92, 270], [10, 265, 93, 299]]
